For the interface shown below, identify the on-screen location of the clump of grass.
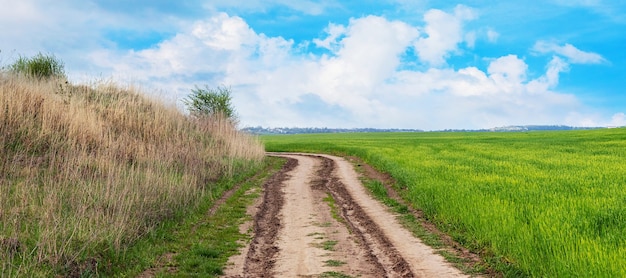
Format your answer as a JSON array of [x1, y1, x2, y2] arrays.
[[319, 240, 338, 251], [324, 259, 346, 267], [8, 52, 66, 80], [319, 271, 353, 278], [323, 193, 346, 225], [0, 73, 265, 276]]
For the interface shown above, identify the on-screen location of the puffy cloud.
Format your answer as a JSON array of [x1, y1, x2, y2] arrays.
[[532, 41, 607, 64], [565, 112, 626, 128], [610, 113, 626, 126], [488, 55, 528, 85], [191, 14, 257, 50], [316, 16, 418, 93], [376, 53, 582, 128], [414, 5, 477, 66], [544, 56, 570, 87], [313, 23, 347, 51], [86, 11, 614, 130]]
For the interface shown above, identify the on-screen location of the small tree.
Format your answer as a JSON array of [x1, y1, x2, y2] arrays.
[[9, 52, 66, 80], [183, 85, 237, 122]]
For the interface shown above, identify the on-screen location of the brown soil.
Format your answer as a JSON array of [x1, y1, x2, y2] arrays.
[[224, 153, 468, 277]]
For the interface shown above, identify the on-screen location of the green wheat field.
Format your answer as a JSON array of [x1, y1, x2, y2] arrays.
[[263, 128, 626, 277]]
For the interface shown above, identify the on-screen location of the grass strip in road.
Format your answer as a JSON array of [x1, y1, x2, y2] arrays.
[[319, 271, 354, 278], [324, 259, 347, 267], [323, 193, 346, 226], [101, 156, 286, 277], [318, 240, 339, 251]]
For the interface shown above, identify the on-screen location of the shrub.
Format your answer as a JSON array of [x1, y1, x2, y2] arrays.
[[183, 85, 237, 122], [9, 52, 66, 80]]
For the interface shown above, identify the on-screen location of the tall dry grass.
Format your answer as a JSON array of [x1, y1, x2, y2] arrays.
[[0, 73, 264, 276]]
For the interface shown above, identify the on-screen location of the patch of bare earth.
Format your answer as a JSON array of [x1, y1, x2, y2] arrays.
[[225, 153, 468, 277], [223, 157, 297, 277]]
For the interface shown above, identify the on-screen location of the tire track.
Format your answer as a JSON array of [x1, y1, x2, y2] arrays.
[[226, 153, 466, 277], [240, 157, 297, 277], [312, 155, 413, 277]]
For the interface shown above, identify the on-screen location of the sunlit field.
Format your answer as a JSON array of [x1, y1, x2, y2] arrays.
[[263, 129, 626, 277]]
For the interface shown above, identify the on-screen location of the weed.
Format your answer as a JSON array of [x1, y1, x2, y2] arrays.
[[324, 259, 346, 267], [307, 232, 324, 237], [323, 193, 346, 225], [319, 271, 353, 278], [319, 240, 338, 251], [314, 222, 333, 228]]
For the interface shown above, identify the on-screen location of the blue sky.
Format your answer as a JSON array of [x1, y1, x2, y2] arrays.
[[1, 0, 625, 130]]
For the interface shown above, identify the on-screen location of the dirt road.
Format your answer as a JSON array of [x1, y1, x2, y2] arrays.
[[224, 153, 467, 278]]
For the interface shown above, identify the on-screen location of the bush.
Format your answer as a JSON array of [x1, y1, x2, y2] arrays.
[[9, 52, 66, 80], [183, 85, 237, 122]]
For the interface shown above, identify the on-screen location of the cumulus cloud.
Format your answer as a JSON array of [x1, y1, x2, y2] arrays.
[[191, 14, 258, 50], [609, 113, 626, 126], [84, 9, 617, 130], [488, 55, 528, 85], [532, 41, 607, 64], [313, 23, 347, 51], [414, 5, 477, 66]]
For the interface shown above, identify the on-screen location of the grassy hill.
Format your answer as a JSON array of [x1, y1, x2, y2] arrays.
[[0, 73, 264, 276]]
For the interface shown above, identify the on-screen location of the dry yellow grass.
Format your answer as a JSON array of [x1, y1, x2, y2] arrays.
[[0, 73, 264, 276]]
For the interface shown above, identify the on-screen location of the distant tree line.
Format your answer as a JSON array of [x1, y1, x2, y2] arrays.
[[242, 126, 423, 135], [243, 125, 605, 134]]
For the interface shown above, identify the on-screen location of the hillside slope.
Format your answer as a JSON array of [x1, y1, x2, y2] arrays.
[[0, 74, 264, 276]]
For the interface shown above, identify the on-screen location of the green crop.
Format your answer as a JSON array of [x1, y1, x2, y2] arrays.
[[263, 128, 626, 277]]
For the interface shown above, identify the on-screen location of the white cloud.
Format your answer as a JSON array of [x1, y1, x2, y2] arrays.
[[313, 23, 347, 51], [609, 113, 626, 126], [545, 56, 570, 87], [488, 55, 528, 85], [3, 1, 623, 130], [81, 12, 616, 130], [486, 28, 499, 42], [565, 111, 626, 127], [532, 41, 607, 64], [191, 14, 258, 50], [465, 31, 477, 48], [414, 5, 477, 66]]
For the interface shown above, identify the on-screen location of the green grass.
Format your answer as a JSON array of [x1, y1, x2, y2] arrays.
[[0, 73, 265, 276], [319, 271, 353, 278], [103, 156, 285, 277], [324, 259, 347, 267], [317, 240, 338, 251], [263, 128, 626, 277], [9, 52, 66, 79], [362, 166, 487, 274], [323, 193, 345, 225]]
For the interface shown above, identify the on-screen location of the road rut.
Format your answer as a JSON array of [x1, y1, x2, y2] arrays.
[[224, 153, 467, 278]]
